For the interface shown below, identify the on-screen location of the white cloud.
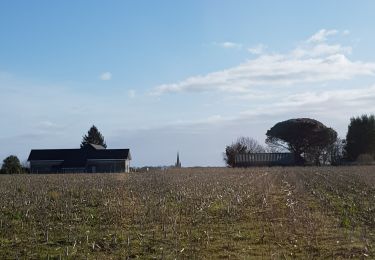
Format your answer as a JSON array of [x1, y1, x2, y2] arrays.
[[215, 41, 242, 49], [276, 85, 375, 111], [248, 44, 266, 55], [153, 54, 375, 94], [235, 84, 375, 118], [100, 72, 112, 80], [153, 30, 375, 95], [292, 43, 352, 58], [307, 29, 338, 43]]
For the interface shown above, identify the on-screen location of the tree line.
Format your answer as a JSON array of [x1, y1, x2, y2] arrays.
[[224, 115, 375, 167], [1, 125, 107, 174]]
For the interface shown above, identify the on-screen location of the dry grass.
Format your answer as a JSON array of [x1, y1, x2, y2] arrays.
[[0, 167, 375, 259]]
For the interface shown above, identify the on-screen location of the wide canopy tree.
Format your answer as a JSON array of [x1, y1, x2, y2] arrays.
[[266, 118, 337, 165]]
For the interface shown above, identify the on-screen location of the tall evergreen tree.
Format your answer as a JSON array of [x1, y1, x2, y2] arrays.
[[345, 114, 375, 161], [80, 125, 107, 148]]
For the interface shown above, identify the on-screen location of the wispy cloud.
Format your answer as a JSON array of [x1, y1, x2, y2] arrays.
[[153, 52, 374, 94], [214, 41, 243, 49], [307, 29, 338, 43], [153, 30, 375, 95], [291, 43, 352, 58], [275, 85, 375, 112], [100, 72, 112, 80]]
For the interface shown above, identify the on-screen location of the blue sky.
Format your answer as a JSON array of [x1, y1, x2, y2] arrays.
[[1, 1, 375, 166]]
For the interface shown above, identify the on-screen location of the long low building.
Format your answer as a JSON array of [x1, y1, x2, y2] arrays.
[[27, 143, 131, 173], [235, 153, 295, 167]]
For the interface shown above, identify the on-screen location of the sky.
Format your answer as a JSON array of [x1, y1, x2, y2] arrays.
[[1, 1, 375, 167]]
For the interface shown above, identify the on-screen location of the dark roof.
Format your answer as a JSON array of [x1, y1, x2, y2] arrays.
[[28, 143, 130, 162], [27, 149, 80, 161], [87, 149, 131, 160]]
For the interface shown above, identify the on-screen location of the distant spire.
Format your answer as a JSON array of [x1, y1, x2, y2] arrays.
[[175, 152, 181, 168]]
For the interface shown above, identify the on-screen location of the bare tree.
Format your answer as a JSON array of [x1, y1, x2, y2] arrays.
[[224, 137, 266, 167], [236, 137, 266, 153], [327, 137, 346, 165]]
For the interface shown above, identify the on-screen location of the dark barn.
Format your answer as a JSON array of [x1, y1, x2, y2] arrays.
[[27, 143, 131, 173]]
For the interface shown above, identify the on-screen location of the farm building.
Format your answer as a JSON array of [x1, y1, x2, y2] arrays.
[[27, 143, 131, 173], [235, 153, 295, 167]]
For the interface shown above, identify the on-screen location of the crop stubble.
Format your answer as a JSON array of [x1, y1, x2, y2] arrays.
[[0, 166, 374, 259]]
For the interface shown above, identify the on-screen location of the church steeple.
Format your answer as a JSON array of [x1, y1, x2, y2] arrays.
[[175, 152, 181, 168]]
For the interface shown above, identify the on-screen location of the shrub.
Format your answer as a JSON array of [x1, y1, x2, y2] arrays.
[[1, 155, 23, 174]]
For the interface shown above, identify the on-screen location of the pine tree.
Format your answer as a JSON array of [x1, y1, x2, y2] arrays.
[[80, 125, 107, 148]]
